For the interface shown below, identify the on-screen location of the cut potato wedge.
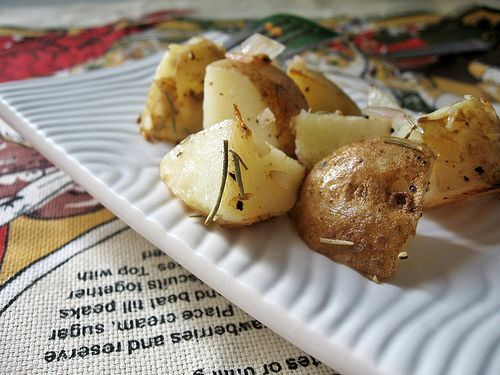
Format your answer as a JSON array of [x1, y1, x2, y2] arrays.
[[293, 110, 392, 169], [418, 96, 500, 207], [294, 138, 435, 280], [203, 56, 308, 156], [287, 57, 361, 115], [139, 37, 225, 142], [160, 119, 306, 227]]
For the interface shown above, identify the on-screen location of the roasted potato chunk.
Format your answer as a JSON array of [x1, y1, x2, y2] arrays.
[[293, 110, 392, 169], [287, 57, 361, 115], [203, 55, 308, 156], [160, 118, 305, 227], [294, 138, 435, 280], [139, 37, 225, 142], [418, 96, 500, 207]]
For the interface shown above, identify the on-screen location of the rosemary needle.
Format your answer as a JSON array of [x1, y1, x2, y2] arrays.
[[164, 91, 177, 134], [404, 115, 424, 138], [154, 81, 177, 133], [229, 150, 248, 199], [319, 238, 354, 246], [205, 140, 229, 224], [383, 137, 423, 152]]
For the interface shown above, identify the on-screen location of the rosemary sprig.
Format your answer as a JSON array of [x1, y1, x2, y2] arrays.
[[413, 126, 424, 134], [404, 115, 424, 138], [154, 81, 177, 133], [205, 140, 229, 224], [383, 137, 423, 152], [229, 150, 248, 199], [319, 238, 354, 246], [164, 91, 177, 134]]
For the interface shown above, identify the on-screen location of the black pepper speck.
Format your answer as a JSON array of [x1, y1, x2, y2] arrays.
[[474, 166, 485, 175], [236, 200, 244, 211]]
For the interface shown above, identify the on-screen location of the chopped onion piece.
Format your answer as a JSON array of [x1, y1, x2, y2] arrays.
[[256, 107, 276, 127], [224, 52, 256, 63], [363, 106, 423, 140], [363, 106, 407, 121], [367, 85, 400, 109], [240, 33, 285, 60], [392, 121, 414, 138]]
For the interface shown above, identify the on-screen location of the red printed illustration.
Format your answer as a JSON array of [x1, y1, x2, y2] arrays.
[[0, 10, 193, 287], [0, 138, 116, 285]]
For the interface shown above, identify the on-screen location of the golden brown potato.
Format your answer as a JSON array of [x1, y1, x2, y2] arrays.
[[139, 37, 225, 142], [203, 55, 308, 156], [287, 57, 361, 115], [294, 138, 435, 280], [418, 96, 500, 207]]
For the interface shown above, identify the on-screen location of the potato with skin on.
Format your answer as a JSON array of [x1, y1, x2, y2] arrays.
[[287, 57, 361, 115], [417, 96, 500, 207], [203, 55, 308, 156], [160, 118, 306, 227], [139, 37, 225, 142], [294, 138, 435, 280], [293, 110, 392, 169]]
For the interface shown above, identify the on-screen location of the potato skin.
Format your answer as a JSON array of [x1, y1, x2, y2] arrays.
[[294, 138, 435, 280], [208, 57, 308, 156]]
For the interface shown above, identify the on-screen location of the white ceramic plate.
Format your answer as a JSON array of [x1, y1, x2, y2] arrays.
[[1, 53, 499, 375]]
